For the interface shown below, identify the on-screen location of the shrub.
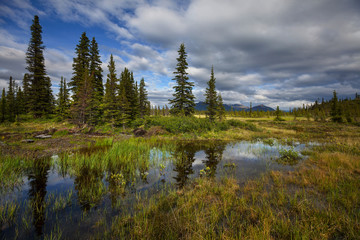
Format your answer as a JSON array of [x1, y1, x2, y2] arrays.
[[277, 147, 300, 165]]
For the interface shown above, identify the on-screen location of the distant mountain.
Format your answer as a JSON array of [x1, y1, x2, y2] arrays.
[[195, 102, 274, 112], [251, 104, 275, 112]]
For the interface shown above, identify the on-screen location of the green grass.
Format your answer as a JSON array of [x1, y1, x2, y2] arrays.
[[1, 117, 360, 239], [0, 156, 28, 192], [105, 146, 360, 239], [131, 116, 261, 134]]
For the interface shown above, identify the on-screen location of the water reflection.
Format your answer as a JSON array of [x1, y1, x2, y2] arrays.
[[172, 143, 196, 188], [203, 142, 226, 178], [27, 158, 50, 236], [172, 142, 227, 187], [74, 164, 105, 211], [1, 139, 311, 239]]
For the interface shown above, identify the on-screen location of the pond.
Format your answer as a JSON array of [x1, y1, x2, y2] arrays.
[[0, 138, 313, 239]]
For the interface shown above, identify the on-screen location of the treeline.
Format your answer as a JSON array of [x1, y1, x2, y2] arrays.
[[307, 91, 360, 123], [0, 15, 151, 127]]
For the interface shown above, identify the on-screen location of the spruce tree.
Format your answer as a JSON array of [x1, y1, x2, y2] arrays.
[[15, 86, 24, 116], [0, 88, 6, 122], [26, 15, 53, 117], [129, 72, 139, 120], [205, 66, 217, 122], [330, 90, 343, 123], [70, 32, 90, 100], [22, 73, 31, 113], [89, 37, 103, 100], [57, 77, 70, 118], [139, 78, 149, 118], [217, 93, 225, 120], [6, 76, 16, 122], [71, 69, 94, 126], [89, 37, 103, 124], [169, 43, 195, 116], [57, 77, 64, 115], [119, 68, 138, 120], [249, 102, 252, 117], [103, 54, 119, 126], [274, 106, 283, 121], [118, 86, 131, 130]]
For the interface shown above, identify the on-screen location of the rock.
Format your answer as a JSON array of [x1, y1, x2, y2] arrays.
[[35, 134, 52, 139], [0, 141, 6, 146], [22, 139, 34, 143], [133, 128, 147, 137]]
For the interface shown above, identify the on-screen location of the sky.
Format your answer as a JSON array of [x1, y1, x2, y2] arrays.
[[1, 0, 360, 109]]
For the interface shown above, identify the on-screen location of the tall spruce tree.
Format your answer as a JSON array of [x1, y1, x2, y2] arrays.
[[118, 86, 131, 130], [103, 54, 119, 126], [139, 78, 149, 118], [22, 73, 31, 113], [119, 68, 138, 120], [129, 72, 139, 119], [89, 37, 103, 124], [205, 66, 217, 122], [6, 76, 16, 122], [1, 88, 6, 122], [71, 69, 94, 126], [26, 15, 53, 117], [169, 43, 195, 116], [70, 32, 90, 100], [89, 37, 103, 100]]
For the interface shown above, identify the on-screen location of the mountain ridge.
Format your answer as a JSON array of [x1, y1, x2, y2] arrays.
[[195, 102, 274, 112]]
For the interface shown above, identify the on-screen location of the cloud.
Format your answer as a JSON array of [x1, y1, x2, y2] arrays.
[[0, 0, 44, 29], [126, 0, 360, 106], [44, 0, 135, 39], [1, 0, 360, 108]]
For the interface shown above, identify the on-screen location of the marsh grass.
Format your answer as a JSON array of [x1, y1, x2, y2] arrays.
[[1, 119, 359, 239], [103, 129, 360, 239], [0, 201, 19, 227], [105, 147, 359, 239], [0, 156, 28, 192]]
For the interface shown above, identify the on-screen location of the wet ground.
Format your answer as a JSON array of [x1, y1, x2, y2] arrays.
[[0, 139, 313, 239]]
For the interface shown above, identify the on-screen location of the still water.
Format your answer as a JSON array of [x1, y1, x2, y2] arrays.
[[0, 139, 312, 239]]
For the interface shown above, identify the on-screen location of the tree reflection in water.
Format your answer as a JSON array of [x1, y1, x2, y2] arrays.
[[203, 142, 226, 178], [27, 158, 50, 236], [74, 164, 105, 211], [173, 141, 227, 187], [172, 143, 196, 188]]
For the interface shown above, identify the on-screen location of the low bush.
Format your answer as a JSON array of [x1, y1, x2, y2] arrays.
[[136, 116, 261, 134], [277, 147, 300, 165]]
